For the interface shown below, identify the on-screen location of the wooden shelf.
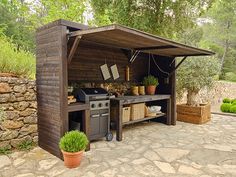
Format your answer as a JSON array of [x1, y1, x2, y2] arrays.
[[122, 113, 166, 125], [111, 94, 171, 105], [68, 102, 90, 112]]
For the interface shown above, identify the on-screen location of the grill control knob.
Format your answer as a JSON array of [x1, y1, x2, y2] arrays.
[[91, 104, 95, 108], [105, 102, 109, 107], [98, 103, 102, 107]]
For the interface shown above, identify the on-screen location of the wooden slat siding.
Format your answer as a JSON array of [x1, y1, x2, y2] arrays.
[[59, 25, 68, 138], [36, 35, 61, 46], [36, 23, 67, 159], [68, 40, 148, 82], [170, 59, 177, 125]]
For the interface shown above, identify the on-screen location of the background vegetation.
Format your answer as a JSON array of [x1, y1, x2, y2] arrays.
[[0, 0, 235, 81]]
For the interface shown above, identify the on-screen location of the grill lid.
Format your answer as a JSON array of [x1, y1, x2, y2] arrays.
[[80, 88, 108, 95]]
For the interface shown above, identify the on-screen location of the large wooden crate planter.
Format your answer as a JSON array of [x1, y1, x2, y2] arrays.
[[177, 103, 211, 124]]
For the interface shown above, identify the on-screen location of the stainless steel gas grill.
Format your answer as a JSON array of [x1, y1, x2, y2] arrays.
[[75, 88, 113, 141]]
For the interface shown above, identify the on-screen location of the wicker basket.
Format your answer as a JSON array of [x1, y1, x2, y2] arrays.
[[111, 106, 131, 123], [130, 103, 145, 120]]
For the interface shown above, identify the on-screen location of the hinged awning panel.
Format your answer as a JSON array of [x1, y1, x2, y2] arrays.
[[69, 24, 214, 57]]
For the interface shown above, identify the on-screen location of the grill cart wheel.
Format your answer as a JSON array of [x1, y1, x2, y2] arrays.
[[106, 132, 113, 141]]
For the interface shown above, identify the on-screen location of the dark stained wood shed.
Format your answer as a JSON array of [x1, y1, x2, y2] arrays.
[[36, 19, 214, 159]]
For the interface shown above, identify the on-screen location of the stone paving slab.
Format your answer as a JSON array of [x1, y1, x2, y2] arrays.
[[0, 114, 236, 177]]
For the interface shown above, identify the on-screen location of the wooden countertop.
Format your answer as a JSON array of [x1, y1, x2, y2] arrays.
[[110, 94, 171, 104], [68, 102, 90, 112]]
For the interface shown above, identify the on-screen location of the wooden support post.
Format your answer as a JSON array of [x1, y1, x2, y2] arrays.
[[166, 98, 171, 125], [83, 109, 90, 151], [67, 36, 81, 64], [116, 101, 123, 141], [170, 58, 177, 125]]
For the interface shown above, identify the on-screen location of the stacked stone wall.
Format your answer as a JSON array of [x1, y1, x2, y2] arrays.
[[177, 81, 236, 105], [0, 77, 37, 149]]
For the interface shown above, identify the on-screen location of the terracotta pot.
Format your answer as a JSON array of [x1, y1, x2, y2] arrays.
[[146, 85, 156, 95], [61, 150, 84, 168]]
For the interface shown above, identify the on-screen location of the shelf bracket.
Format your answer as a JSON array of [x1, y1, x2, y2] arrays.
[[169, 56, 188, 77], [67, 36, 82, 64]]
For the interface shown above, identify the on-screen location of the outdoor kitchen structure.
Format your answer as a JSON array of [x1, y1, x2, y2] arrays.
[[36, 19, 214, 159]]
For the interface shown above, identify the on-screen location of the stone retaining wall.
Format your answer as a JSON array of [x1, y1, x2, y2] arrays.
[[177, 81, 236, 105], [0, 77, 37, 150], [0, 77, 235, 150]]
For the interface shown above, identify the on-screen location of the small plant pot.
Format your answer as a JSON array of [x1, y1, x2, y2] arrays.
[[138, 86, 145, 95], [131, 86, 139, 96], [61, 150, 84, 168], [146, 85, 156, 95]]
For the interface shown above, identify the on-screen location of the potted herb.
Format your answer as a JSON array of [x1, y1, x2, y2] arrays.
[[177, 57, 220, 124], [143, 75, 158, 95], [59, 130, 88, 168]]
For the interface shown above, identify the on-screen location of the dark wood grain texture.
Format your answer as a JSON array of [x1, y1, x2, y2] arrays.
[[111, 94, 171, 141]]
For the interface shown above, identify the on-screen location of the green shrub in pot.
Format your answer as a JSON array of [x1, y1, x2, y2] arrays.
[[143, 75, 158, 86], [143, 75, 158, 95], [59, 130, 88, 168]]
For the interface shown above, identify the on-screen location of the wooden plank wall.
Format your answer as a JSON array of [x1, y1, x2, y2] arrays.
[[68, 40, 149, 83], [36, 24, 67, 158], [150, 56, 176, 123], [68, 39, 176, 124]]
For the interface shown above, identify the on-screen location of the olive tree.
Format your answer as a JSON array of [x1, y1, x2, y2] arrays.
[[177, 57, 220, 106]]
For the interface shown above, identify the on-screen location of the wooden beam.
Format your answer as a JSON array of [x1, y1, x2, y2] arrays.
[[67, 36, 81, 64], [134, 45, 178, 51], [169, 56, 188, 77]]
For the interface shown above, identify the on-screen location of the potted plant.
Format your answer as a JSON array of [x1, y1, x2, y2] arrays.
[[143, 75, 158, 95], [176, 57, 220, 124], [59, 130, 89, 168]]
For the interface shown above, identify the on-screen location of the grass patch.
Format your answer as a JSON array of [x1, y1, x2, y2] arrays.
[[0, 31, 35, 79], [17, 140, 34, 151], [0, 147, 11, 155]]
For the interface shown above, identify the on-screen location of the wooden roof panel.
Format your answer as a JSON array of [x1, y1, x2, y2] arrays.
[[69, 24, 214, 57]]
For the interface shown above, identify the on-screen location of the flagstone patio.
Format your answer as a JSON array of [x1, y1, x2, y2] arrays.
[[0, 114, 236, 177]]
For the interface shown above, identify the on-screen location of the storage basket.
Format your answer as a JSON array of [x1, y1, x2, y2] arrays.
[[111, 106, 131, 123], [130, 103, 145, 120], [122, 107, 131, 122]]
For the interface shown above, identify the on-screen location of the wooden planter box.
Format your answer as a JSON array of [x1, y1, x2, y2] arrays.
[[177, 103, 211, 124]]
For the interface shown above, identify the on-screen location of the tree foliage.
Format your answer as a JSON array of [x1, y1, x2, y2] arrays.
[[0, 0, 35, 52], [90, 0, 213, 38], [200, 0, 236, 80], [177, 57, 220, 106], [29, 0, 88, 28]]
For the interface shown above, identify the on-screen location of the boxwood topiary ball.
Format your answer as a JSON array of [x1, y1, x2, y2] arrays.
[[232, 102, 236, 106], [59, 130, 88, 153], [220, 103, 232, 112], [223, 98, 231, 103], [229, 105, 236, 113], [231, 99, 236, 104]]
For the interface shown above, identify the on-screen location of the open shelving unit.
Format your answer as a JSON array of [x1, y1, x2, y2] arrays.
[[122, 113, 166, 126]]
